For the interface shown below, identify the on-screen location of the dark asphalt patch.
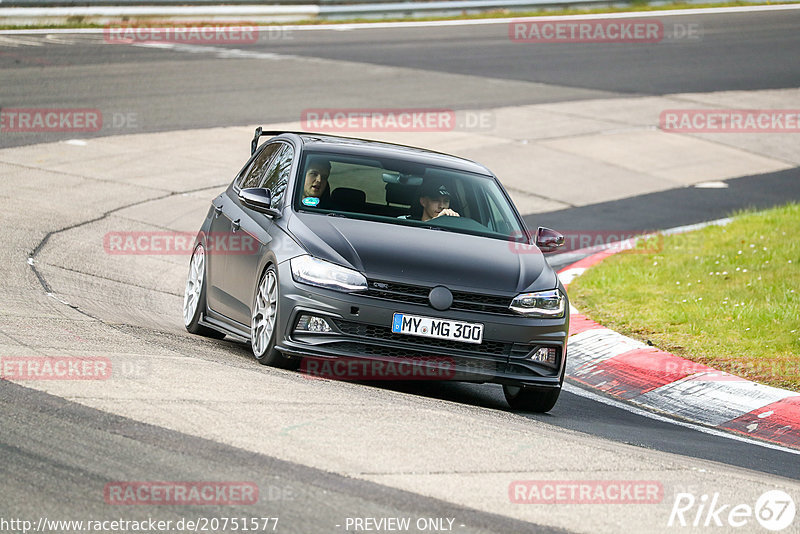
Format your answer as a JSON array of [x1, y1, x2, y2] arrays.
[[527, 166, 800, 234]]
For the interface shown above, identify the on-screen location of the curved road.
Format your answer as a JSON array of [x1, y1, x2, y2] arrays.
[[1, 7, 800, 533], [2, 8, 800, 148]]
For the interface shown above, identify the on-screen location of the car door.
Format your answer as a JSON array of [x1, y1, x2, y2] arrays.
[[224, 141, 295, 325], [207, 142, 282, 322]]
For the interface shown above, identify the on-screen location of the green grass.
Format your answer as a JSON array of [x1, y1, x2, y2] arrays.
[[2, 1, 798, 30], [568, 203, 800, 391]]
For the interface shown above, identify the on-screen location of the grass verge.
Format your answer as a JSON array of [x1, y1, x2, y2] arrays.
[[1, 1, 799, 30], [567, 203, 800, 391]]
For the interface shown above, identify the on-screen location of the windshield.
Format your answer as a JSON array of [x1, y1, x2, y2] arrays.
[[293, 150, 527, 242]]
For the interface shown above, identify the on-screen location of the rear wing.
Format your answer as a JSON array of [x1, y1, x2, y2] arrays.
[[251, 127, 282, 155], [251, 128, 327, 155]]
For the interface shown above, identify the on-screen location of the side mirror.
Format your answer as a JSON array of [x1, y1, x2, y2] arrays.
[[535, 226, 564, 252], [239, 187, 281, 218]]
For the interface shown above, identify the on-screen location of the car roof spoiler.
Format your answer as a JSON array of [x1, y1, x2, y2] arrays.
[[251, 127, 279, 155], [251, 128, 325, 156]]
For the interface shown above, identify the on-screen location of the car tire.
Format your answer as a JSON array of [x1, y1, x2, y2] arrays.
[[251, 265, 298, 369], [503, 384, 561, 413], [183, 244, 226, 339]]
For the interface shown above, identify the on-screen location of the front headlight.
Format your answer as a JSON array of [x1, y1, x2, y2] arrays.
[[509, 289, 565, 317], [290, 255, 367, 292]]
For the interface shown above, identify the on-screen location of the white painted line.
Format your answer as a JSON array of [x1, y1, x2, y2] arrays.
[[567, 328, 648, 378], [636, 372, 799, 426], [46, 291, 74, 308], [563, 382, 800, 456], [132, 41, 292, 60], [2, 4, 800, 35], [0, 35, 44, 46], [297, 3, 800, 28], [694, 181, 729, 188], [557, 267, 585, 285], [659, 217, 732, 236], [553, 217, 732, 260]]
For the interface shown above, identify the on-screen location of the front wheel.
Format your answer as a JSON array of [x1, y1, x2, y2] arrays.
[[251, 266, 297, 369], [503, 384, 561, 413], [183, 244, 225, 339]]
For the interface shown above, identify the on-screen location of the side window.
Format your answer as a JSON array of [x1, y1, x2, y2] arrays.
[[485, 189, 513, 235], [237, 143, 281, 190], [260, 144, 294, 209], [486, 194, 502, 231]]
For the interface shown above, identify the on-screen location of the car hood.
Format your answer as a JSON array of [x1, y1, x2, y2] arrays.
[[288, 213, 558, 294]]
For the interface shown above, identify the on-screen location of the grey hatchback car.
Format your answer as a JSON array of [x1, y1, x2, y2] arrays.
[[183, 130, 569, 412]]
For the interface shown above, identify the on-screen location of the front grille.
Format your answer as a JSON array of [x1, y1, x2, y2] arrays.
[[362, 280, 429, 306], [451, 290, 513, 314], [363, 279, 515, 316]]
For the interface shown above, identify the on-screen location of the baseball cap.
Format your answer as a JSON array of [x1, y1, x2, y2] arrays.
[[420, 182, 451, 198]]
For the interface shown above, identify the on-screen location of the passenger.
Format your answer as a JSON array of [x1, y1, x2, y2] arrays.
[[300, 157, 332, 208], [303, 157, 331, 198], [418, 182, 460, 222]]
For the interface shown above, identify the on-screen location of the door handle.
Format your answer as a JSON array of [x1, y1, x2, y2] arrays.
[[231, 219, 241, 232]]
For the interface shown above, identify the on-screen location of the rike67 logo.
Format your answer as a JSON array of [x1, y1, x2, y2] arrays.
[[668, 490, 796, 531]]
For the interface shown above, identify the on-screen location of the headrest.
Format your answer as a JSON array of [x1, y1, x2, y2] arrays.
[[331, 187, 366, 208], [385, 183, 419, 205]]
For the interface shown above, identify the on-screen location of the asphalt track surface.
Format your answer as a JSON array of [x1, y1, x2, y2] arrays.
[[2, 8, 800, 533], [1, 9, 800, 147], [1, 380, 557, 534], [532, 167, 800, 237]]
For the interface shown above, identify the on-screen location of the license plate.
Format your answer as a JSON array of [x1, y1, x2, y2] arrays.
[[391, 313, 484, 344]]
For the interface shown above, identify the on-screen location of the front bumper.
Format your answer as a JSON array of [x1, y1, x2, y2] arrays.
[[274, 261, 568, 387]]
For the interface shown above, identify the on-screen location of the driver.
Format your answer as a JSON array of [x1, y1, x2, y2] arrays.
[[418, 182, 460, 222], [303, 157, 331, 198]]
